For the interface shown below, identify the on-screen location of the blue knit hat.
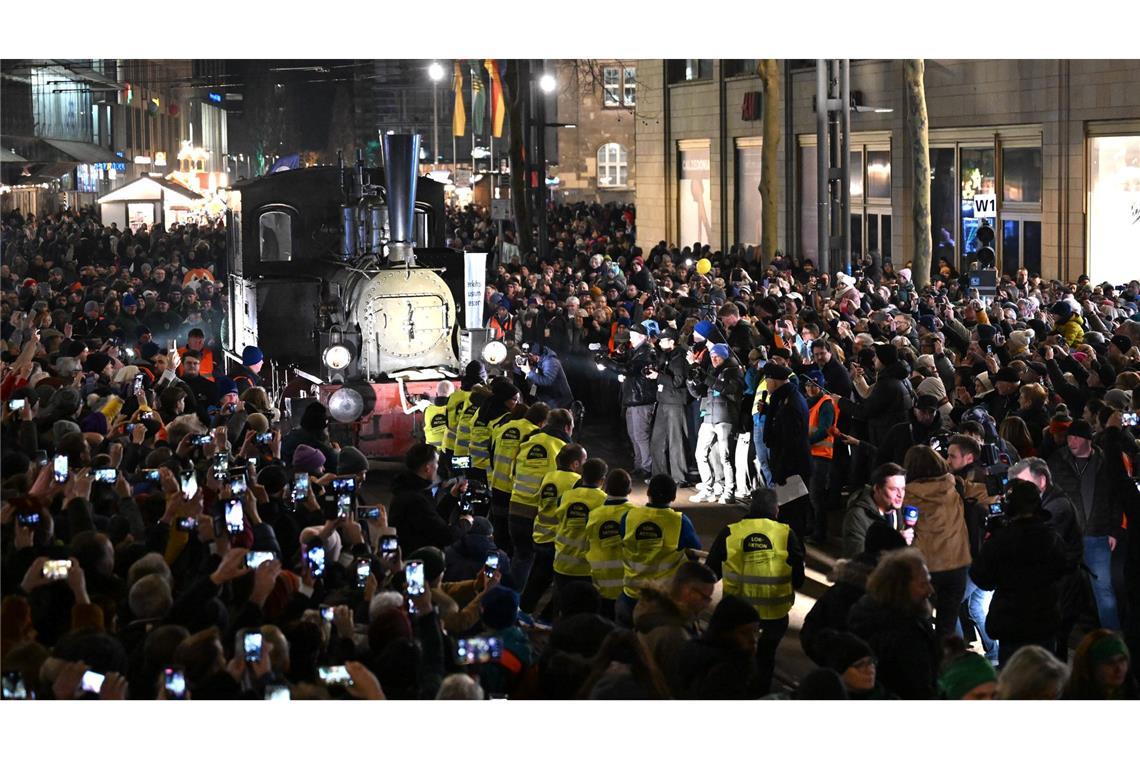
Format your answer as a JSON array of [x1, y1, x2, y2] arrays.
[[709, 343, 731, 360], [122, 293, 138, 307], [694, 320, 715, 340], [216, 376, 238, 397], [241, 345, 264, 366]]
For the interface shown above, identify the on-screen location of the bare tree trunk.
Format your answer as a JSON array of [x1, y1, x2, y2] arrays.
[[905, 59, 932, 288], [757, 59, 781, 265], [503, 61, 534, 257]]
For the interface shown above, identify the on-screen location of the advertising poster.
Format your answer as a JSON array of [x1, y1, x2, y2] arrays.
[[679, 144, 712, 247], [1088, 135, 1140, 285], [463, 251, 488, 329], [736, 144, 763, 248]]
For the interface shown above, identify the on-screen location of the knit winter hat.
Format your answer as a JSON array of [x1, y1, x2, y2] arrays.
[[693, 320, 715, 340], [709, 343, 731, 360], [706, 594, 761, 638], [336, 446, 369, 476], [821, 630, 875, 674], [291, 444, 326, 474], [241, 345, 264, 366], [480, 585, 520, 630], [245, 413, 270, 434], [407, 546, 446, 583], [938, 653, 997, 699], [873, 343, 898, 366]]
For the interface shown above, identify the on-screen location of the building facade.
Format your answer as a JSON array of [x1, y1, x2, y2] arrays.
[[635, 59, 1140, 283], [548, 60, 638, 204]]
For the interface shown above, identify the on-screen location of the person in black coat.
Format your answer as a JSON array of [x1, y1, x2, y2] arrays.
[[811, 340, 853, 400], [673, 595, 764, 699], [761, 363, 812, 537], [969, 480, 1073, 667], [857, 344, 914, 447], [387, 444, 473, 554], [847, 547, 941, 699], [444, 516, 513, 588], [873, 395, 945, 468]]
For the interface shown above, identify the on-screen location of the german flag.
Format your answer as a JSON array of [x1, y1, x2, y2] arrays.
[[453, 61, 466, 138], [485, 59, 506, 138]]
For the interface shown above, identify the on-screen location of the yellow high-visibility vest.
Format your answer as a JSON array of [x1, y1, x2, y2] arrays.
[[553, 485, 606, 577], [508, 432, 565, 516], [585, 500, 636, 600], [442, 389, 470, 453], [532, 470, 581, 545], [489, 419, 538, 494], [722, 518, 794, 620], [423, 401, 450, 447], [621, 506, 685, 599], [453, 401, 480, 457], [469, 411, 508, 474]]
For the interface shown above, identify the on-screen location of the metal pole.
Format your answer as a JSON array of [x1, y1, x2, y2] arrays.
[[432, 81, 439, 169], [536, 59, 548, 261], [841, 59, 852, 274], [815, 60, 830, 274]]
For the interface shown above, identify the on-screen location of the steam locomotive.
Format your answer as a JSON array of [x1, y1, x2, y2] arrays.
[[222, 134, 469, 458]]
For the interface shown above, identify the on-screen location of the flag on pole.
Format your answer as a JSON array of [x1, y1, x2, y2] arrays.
[[470, 61, 486, 137], [485, 60, 505, 138], [452, 61, 466, 138]]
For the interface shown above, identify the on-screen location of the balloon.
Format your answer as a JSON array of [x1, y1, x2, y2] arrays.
[[695, 258, 712, 275]]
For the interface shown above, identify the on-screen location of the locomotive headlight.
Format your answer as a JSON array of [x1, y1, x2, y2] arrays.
[[322, 344, 353, 371], [481, 340, 508, 366]]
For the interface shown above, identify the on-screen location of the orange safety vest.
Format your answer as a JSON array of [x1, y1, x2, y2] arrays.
[[808, 395, 839, 460], [178, 345, 216, 377]]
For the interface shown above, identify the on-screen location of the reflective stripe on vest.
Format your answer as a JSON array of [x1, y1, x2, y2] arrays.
[[532, 470, 581, 544], [584, 501, 636, 599], [490, 419, 536, 493], [808, 395, 839, 460], [722, 518, 794, 620], [509, 432, 565, 507], [424, 403, 449, 446], [443, 390, 470, 453], [469, 412, 507, 472], [453, 403, 479, 457], [622, 507, 685, 599], [553, 486, 606, 576]]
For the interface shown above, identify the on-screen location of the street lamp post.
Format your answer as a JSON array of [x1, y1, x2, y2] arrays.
[[428, 61, 445, 169], [536, 65, 556, 261]]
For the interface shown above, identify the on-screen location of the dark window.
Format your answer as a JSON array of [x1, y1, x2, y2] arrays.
[[667, 59, 713, 84], [1002, 147, 1042, 204]]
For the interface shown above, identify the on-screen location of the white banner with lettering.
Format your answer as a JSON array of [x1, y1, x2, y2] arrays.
[[463, 252, 488, 330]]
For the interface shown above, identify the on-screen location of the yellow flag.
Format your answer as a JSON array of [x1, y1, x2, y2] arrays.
[[453, 61, 466, 138]]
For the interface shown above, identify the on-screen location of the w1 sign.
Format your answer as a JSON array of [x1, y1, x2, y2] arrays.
[[973, 193, 997, 218]]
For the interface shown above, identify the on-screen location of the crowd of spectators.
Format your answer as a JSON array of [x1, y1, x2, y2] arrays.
[[1, 198, 1137, 701]]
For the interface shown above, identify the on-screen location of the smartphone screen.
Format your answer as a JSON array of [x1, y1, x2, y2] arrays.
[[176, 517, 198, 532], [336, 493, 352, 518], [80, 670, 105, 694], [451, 455, 471, 470], [256, 432, 273, 444], [381, 535, 399, 555], [265, 684, 291, 701], [405, 560, 425, 596], [243, 632, 263, 662], [318, 666, 353, 686], [245, 551, 274, 569], [228, 473, 248, 495], [331, 477, 356, 495], [2, 671, 30, 700], [8, 398, 25, 411], [95, 468, 118, 484], [320, 605, 335, 623], [180, 471, 198, 501], [224, 499, 244, 534], [132, 374, 144, 393], [163, 667, 186, 699], [212, 451, 229, 475], [53, 454, 69, 484], [292, 473, 309, 502], [455, 636, 503, 665], [307, 545, 326, 577], [42, 559, 72, 580], [145, 469, 161, 482], [354, 559, 371, 589], [17, 512, 41, 528]]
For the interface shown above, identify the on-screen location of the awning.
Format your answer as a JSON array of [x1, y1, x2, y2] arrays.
[[1, 148, 29, 163], [41, 138, 122, 164]]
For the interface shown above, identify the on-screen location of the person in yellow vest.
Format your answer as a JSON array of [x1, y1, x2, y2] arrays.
[[553, 457, 608, 592], [422, 380, 454, 451], [616, 475, 702, 627], [453, 385, 491, 460], [584, 468, 638, 619], [489, 403, 548, 555], [706, 487, 806, 695], [520, 443, 587, 616], [469, 379, 521, 484], [802, 369, 839, 546], [508, 408, 573, 592], [443, 361, 486, 467]]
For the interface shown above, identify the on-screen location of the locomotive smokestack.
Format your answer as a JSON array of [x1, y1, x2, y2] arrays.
[[382, 133, 420, 264]]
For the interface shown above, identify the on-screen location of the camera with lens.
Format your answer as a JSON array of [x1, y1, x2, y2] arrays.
[[459, 480, 490, 514]]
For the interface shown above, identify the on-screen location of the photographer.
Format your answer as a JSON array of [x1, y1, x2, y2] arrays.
[[620, 323, 657, 480], [514, 343, 573, 411], [970, 479, 1073, 666], [649, 328, 692, 486], [388, 443, 473, 554]]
